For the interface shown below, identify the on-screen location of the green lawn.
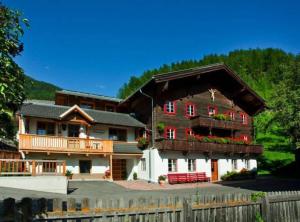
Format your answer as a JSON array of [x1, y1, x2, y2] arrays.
[[258, 150, 295, 175]]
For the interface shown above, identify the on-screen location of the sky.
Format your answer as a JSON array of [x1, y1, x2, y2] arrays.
[[4, 0, 300, 97]]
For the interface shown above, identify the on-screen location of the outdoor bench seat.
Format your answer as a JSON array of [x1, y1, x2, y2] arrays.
[[168, 172, 210, 184]]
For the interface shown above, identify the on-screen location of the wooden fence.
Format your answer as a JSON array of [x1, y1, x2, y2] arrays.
[[0, 191, 300, 221], [0, 159, 66, 176]]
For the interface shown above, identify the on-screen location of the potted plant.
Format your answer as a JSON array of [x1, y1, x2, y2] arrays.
[[133, 172, 138, 180], [158, 175, 166, 185], [156, 122, 165, 135], [65, 170, 73, 180], [137, 137, 149, 149]]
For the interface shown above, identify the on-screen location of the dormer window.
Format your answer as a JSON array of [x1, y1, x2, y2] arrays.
[[208, 105, 217, 117], [185, 103, 196, 117], [164, 101, 176, 115], [165, 127, 176, 140], [240, 113, 248, 125]]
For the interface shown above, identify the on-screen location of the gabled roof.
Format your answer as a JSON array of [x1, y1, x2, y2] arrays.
[[56, 90, 123, 103], [19, 101, 145, 128], [122, 63, 266, 116], [59, 105, 94, 122]]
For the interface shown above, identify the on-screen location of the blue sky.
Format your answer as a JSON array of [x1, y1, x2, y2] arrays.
[[4, 0, 300, 97]]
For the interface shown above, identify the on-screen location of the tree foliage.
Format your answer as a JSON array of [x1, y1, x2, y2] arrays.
[[269, 58, 300, 148], [0, 2, 28, 139]]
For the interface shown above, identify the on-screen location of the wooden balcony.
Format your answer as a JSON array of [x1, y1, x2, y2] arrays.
[[191, 116, 251, 130], [155, 139, 263, 155], [19, 134, 113, 155]]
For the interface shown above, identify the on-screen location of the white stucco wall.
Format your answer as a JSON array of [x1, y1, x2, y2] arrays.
[[0, 176, 68, 194], [139, 149, 258, 182], [25, 153, 110, 174], [23, 117, 137, 143]]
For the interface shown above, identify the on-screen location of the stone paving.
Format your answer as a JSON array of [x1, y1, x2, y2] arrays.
[[1, 176, 300, 200], [114, 180, 213, 190]]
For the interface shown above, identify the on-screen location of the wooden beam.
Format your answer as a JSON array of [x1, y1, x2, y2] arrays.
[[109, 154, 113, 180]]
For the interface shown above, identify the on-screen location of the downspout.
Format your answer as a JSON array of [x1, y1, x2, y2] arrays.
[[18, 114, 26, 160], [139, 89, 154, 183]]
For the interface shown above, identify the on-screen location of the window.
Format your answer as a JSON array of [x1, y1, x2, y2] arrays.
[[241, 113, 248, 125], [80, 101, 94, 109], [165, 127, 176, 139], [232, 159, 238, 171], [42, 160, 57, 173], [164, 101, 176, 114], [168, 159, 177, 172], [188, 159, 196, 172], [105, 105, 115, 112], [245, 159, 250, 169], [109, 128, 127, 141], [141, 158, 146, 171], [185, 128, 194, 139], [37, 122, 55, 135], [185, 103, 196, 117], [241, 135, 249, 142], [228, 111, 235, 120], [208, 106, 217, 117]]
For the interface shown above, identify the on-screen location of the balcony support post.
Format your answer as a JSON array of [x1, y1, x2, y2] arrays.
[[109, 154, 113, 180]]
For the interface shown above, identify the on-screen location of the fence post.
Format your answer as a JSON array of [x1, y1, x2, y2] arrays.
[[183, 198, 193, 222], [32, 160, 36, 176], [261, 195, 270, 222]]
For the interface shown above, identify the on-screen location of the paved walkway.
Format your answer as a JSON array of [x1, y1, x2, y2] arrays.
[[114, 180, 213, 190], [1, 177, 300, 200]]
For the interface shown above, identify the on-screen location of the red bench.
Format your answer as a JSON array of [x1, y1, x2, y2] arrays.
[[167, 172, 210, 184]]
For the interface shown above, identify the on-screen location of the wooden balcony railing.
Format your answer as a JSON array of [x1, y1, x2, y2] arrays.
[[191, 116, 251, 130], [155, 139, 263, 155], [0, 159, 66, 176], [19, 134, 113, 154]]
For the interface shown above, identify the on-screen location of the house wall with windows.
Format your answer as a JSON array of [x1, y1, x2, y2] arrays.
[[145, 149, 257, 182], [20, 117, 137, 142]]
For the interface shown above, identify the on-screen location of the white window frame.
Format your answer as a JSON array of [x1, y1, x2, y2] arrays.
[[140, 158, 146, 171], [168, 159, 177, 172], [166, 128, 176, 140], [165, 101, 175, 114], [188, 159, 196, 172]]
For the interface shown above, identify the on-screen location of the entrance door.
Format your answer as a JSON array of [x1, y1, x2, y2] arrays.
[[112, 159, 127, 180], [68, 124, 80, 137], [79, 160, 91, 174], [211, 159, 218, 181]]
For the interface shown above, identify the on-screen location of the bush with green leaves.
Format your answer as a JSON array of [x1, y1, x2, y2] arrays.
[[156, 122, 165, 134], [221, 168, 257, 181]]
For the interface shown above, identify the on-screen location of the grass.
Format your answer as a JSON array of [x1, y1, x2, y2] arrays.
[[263, 150, 295, 162], [257, 150, 295, 175]]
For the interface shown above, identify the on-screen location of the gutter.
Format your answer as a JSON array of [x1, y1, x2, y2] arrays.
[[139, 89, 154, 183]]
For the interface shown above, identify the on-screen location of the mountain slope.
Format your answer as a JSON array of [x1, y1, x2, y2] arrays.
[[24, 75, 61, 100]]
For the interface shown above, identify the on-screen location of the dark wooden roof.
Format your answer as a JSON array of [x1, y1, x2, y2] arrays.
[[19, 101, 145, 128], [0, 139, 18, 152], [122, 63, 266, 116]]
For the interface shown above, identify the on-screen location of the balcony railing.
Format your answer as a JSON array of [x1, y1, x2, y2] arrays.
[[191, 115, 251, 130], [19, 134, 113, 154], [0, 159, 66, 176], [155, 139, 263, 154]]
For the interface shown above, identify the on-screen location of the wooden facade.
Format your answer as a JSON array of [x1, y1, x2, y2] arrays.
[[121, 64, 265, 155]]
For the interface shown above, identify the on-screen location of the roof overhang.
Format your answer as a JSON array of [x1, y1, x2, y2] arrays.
[[59, 105, 94, 122], [121, 63, 266, 116]]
